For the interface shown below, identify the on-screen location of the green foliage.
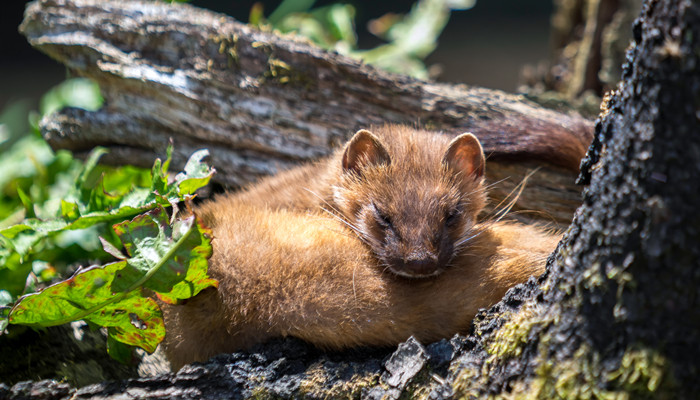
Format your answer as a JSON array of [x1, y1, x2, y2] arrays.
[[1, 144, 215, 354], [8, 208, 214, 356], [0, 78, 216, 359], [0, 79, 104, 307], [255, 0, 476, 79]]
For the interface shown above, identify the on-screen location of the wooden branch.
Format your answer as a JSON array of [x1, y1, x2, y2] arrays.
[[20, 0, 594, 228]]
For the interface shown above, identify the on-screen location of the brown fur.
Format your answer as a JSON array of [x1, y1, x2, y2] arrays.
[[162, 203, 558, 370], [213, 125, 489, 278], [161, 125, 561, 369]]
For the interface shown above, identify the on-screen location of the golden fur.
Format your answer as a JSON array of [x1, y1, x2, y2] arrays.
[[162, 203, 557, 370], [161, 125, 561, 370]]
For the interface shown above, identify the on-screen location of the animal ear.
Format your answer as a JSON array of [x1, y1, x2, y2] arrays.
[[342, 129, 391, 174], [443, 132, 485, 181]]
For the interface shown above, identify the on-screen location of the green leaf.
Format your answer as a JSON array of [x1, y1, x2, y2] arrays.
[[94, 297, 163, 353], [16, 187, 35, 219], [156, 215, 216, 304], [110, 208, 189, 293], [7, 203, 215, 353], [8, 261, 165, 353], [0, 304, 9, 333], [0, 208, 149, 259], [174, 149, 215, 196], [77, 147, 109, 189], [99, 236, 126, 260], [40, 78, 103, 117], [110, 208, 215, 301], [0, 146, 211, 261], [268, 0, 317, 24], [9, 262, 124, 327], [0, 265, 32, 298], [2, 140, 215, 355], [107, 331, 136, 364], [98, 165, 152, 197], [61, 200, 80, 220], [162, 142, 173, 176], [326, 4, 357, 45]]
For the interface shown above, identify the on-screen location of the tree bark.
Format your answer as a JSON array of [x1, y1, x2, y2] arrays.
[[9, 0, 700, 398], [451, 0, 700, 397], [19, 0, 594, 229]]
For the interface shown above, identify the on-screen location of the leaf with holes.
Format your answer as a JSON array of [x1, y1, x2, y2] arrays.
[[109, 207, 215, 299], [8, 261, 164, 352]]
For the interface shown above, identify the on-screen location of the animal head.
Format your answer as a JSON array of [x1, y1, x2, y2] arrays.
[[332, 126, 486, 278]]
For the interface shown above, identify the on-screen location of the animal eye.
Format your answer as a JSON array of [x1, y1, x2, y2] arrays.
[[445, 209, 461, 227], [372, 203, 393, 228]]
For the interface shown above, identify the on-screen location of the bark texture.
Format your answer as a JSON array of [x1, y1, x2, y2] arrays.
[[18, 0, 594, 228], [453, 0, 700, 397]]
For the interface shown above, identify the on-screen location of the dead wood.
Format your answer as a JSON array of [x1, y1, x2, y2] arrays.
[[20, 0, 594, 228]]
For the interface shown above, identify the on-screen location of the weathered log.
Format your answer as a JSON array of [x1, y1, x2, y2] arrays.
[[19, 0, 594, 228]]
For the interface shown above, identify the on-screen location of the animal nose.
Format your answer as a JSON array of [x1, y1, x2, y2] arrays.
[[392, 250, 440, 277], [401, 259, 440, 277]]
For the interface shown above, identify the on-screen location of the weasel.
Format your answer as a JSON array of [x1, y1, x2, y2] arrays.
[[207, 125, 489, 278], [161, 125, 561, 369]]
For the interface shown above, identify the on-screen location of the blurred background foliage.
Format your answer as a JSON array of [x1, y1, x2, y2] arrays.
[[253, 0, 477, 78], [0, 79, 106, 307], [0, 0, 552, 309]]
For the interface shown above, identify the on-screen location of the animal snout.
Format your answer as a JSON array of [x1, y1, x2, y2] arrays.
[[390, 252, 441, 278]]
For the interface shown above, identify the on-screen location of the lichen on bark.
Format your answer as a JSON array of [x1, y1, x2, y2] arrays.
[[451, 0, 700, 398]]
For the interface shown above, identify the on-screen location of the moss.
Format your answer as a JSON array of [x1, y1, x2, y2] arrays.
[[582, 262, 605, 290], [451, 302, 557, 398], [267, 58, 293, 84], [251, 41, 272, 50], [298, 363, 380, 399], [608, 347, 671, 395], [249, 386, 282, 400], [211, 33, 239, 68], [453, 300, 670, 399], [485, 303, 551, 360], [451, 361, 486, 400], [507, 344, 674, 400]]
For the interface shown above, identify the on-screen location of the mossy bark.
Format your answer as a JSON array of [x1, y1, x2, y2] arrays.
[[453, 0, 700, 397]]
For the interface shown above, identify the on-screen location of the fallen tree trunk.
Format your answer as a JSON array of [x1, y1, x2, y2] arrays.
[[19, 0, 593, 228]]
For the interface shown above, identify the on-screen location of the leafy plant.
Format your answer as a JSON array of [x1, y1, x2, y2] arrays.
[[0, 78, 216, 361], [252, 0, 476, 79], [0, 79, 104, 306]]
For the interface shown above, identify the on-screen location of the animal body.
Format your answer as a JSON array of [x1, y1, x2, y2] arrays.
[[161, 125, 560, 370]]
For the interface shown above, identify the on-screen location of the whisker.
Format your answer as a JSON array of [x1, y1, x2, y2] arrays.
[[303, 187, 342, 215], [318, 206, 360, 233], [503, 209, 560, 228], [482, 177, 509, 191], [454, 229, 487, 248], [483, 167, 540, 223], [352, 263, 358, 302]]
